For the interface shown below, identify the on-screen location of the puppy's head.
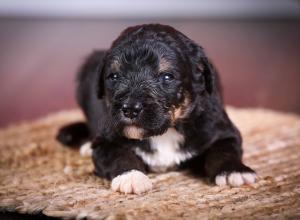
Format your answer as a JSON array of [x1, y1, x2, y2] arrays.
[[97, 24, 215, 139]]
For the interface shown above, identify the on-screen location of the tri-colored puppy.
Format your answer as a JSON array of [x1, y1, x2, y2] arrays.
[[57, 24, 256, 194]]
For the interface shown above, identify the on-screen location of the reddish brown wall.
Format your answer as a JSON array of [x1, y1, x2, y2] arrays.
[[0, 19, 299, 127]]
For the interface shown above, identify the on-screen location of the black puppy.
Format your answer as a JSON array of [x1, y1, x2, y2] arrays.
[[57, 24, 256, 194]]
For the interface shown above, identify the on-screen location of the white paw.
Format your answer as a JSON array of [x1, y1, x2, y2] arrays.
[[111, 170, 152, 194], [215, 172, 257, 187], [79, 142, 92, 157]]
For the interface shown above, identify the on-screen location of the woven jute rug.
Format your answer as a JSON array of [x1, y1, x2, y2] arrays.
[[0, 107, 299, 219]]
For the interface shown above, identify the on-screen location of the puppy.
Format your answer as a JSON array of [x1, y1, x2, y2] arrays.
[[57, 24, 256, 194]]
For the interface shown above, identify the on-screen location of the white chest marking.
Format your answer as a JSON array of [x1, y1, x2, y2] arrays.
[[135, 128, 195, 172]]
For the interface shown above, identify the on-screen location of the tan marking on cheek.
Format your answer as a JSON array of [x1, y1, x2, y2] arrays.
[[170, 94, 192, 124], [173, 108, 183, 120], [158, 58, 171, 73], [123, 126, 144, 140]]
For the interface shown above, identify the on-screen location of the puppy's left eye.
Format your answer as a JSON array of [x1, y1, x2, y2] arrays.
[[107, 73, 120, 81], [160, 73, 174, 82]]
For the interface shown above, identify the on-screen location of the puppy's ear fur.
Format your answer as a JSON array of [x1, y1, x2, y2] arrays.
[[77, 50, 107, 99], [96, 57, 106, 99], [197, 56, 215, 94], [180, 36, 215, 95], [190, 48, 215, 95]]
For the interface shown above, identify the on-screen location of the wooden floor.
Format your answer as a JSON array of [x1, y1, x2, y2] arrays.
[[0, 19, 299, 127]]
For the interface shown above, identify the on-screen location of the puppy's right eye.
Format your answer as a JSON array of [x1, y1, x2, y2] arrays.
[[160, 73, 174, 82], [107, 73, 119, 81]]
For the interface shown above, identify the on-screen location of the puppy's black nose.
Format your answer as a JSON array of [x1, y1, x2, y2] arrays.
[[122, 102, 143, 119]]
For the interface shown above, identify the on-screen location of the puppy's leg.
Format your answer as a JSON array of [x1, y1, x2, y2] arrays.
[[203, 138, 256, 187], [56, 122, 90, 147], [92, 138, 152, 194]]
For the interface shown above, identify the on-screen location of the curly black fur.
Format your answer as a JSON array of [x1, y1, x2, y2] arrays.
[[57, 24, 255, 182]]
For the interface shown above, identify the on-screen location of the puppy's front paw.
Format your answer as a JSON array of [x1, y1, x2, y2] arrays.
[[215, 171, 257, 187], [111, 170, 152, 194], [214, 162, 257, 187], [79, 142, 92, 157]]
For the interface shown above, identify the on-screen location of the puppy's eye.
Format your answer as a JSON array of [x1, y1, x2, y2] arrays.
[[161, 73, 174, 82], [107, 73, 119, 81]]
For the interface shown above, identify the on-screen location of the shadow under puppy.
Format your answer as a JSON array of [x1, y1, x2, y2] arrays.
[[57, 24, 256, 194]]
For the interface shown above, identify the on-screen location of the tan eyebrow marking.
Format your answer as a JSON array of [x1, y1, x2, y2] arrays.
[[110, 60, 121, 72], [158, 57, 171, 73]]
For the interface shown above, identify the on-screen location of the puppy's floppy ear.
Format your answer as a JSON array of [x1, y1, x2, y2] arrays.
[[96, 53, 107, 99], [77, 50, 107, 99], [195, 56, 215, 94], [181, 37, 215, 95]]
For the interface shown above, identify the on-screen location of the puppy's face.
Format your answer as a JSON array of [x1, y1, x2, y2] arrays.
[[102, 45, 192, 139], [98, 25, 214, 139]]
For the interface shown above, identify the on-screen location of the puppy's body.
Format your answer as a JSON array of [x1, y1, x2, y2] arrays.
[[57, 24, 256, 194]]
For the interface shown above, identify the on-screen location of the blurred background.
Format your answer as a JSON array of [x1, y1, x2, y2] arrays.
[[0, 0, 299, 127]]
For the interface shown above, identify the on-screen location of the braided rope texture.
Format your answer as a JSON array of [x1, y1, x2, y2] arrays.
[[0, 107, 299, 219]]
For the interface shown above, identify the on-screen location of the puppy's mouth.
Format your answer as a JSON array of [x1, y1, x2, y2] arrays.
[[115, 102, 180, 140], [123, 125, 145, 140], [118, 114, 147, 139], [122, 119, 171, 140], [121, 116, 170, 140]]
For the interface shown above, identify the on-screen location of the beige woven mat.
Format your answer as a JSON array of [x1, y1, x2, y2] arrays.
[[0, 107, 300, 219]]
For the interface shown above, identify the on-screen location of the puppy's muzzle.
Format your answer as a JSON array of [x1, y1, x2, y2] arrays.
[[121, 102, 143, 119]]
